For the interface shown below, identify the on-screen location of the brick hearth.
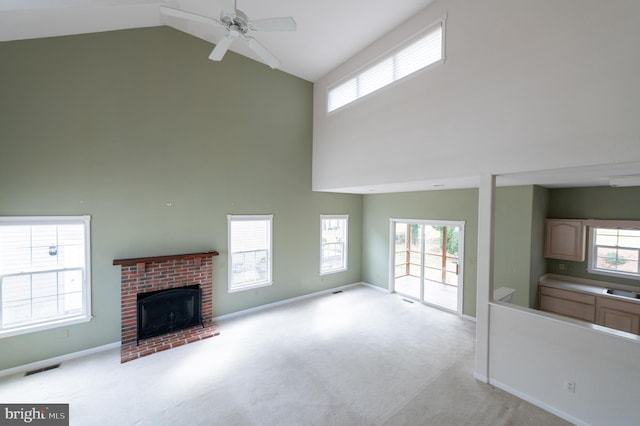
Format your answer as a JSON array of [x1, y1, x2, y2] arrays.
[[113, 251, 220, 363]]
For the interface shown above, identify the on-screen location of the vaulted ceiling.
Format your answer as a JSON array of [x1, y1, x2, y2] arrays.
[[0, 0, 434, 82]]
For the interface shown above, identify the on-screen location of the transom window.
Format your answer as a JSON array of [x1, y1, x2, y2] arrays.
[[228, 215, 273, 292], [320, 215, 348, 275], [0, 216, 92, 337], [327, 18, 445, 113], [589, 226, 640, 279]]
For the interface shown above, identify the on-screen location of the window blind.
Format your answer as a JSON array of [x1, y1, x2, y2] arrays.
[[328, 21, 443, 113]]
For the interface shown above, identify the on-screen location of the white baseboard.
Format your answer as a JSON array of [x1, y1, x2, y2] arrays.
[[463, 314, 477, 322], [0, 341, 120, 378], [489, 378, 587, 426], [473, 372, 488, 383], [360, 282, 390, 292], [214, 282, 364, 322]]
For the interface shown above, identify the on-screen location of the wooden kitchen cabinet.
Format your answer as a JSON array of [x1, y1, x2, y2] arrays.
[[539, 281, 640, 335], [544, 219, 586, 261], [538, 285, 596, 322], [596, 297, 640, 334]]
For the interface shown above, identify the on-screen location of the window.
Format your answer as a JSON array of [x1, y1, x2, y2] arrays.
[[228, 215, 273, 292], [327, 18, 445, 113], [0, 216, 91, 337], [589, 226, 640, 279], [320, 215, 348, 274]]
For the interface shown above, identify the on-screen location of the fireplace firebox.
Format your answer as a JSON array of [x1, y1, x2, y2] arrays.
[[137, 284, 203, 344]]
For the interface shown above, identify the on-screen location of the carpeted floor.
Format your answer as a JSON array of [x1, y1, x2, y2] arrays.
[[0, 285, 571, 425]]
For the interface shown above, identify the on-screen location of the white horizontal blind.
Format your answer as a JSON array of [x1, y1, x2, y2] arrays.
[[328, 78, 358, 114], [0, 216, 91, 334], [328, 21, 443, 113], [358, 58, 394, 98], [230, 220, 269, 253], [0, 224, 85, 275], [228, 215, 273, 292], [395, 28, 442, 80]]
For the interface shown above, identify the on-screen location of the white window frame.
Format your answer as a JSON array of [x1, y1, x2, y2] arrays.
[[587, 222, 640, 280], [320, 215, 348, 275], [327, 16, 446, 114], [0, 215, 92, 338], [227, 215, 273, 293]]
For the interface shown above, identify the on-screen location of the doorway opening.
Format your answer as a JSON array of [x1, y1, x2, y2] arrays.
[[390, 219, 464, 314]]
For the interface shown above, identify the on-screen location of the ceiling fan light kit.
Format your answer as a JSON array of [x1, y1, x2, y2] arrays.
[[160, 0, 296, 69]]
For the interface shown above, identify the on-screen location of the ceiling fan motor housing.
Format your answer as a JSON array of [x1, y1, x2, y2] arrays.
[[221, 9, 249, 34]]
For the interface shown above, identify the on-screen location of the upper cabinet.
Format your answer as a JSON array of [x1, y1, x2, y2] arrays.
[[544, 219, 586, 261]]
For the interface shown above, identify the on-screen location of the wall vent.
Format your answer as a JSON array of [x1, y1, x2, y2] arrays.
[[25, 364, 60, 376]]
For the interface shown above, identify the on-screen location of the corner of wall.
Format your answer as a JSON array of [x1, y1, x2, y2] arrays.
[[529, 185, 550, 308]]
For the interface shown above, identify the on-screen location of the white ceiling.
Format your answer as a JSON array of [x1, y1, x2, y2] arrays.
[[0, 0, 435, 82]]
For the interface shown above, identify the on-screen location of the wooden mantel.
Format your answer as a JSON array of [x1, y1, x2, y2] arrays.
[[113, 251, 219, 267]]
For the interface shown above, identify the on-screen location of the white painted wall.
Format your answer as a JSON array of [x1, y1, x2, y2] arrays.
[[312, 0, 640, 192], [490, 303, 640, 426], [314, 1, 640, 422]]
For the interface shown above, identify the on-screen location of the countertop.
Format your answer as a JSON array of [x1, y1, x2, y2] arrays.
[[539, 274, 640, 304]]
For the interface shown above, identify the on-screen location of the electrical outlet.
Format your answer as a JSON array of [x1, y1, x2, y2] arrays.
[[564, 380, 575, 393], [558, 263, 565, 270]]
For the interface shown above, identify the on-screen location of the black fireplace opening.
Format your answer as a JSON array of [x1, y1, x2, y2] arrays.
[[137, 284, 203, 344]]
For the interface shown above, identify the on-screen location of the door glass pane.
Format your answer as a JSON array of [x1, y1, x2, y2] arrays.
[[445, 226, 460, 286], [423, 225, 459, 311], [393, 221, 461, 313], [394, 223, 420, 299]]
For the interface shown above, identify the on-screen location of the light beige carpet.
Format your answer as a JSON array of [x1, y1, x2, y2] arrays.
[[0, 285, 571, 425]]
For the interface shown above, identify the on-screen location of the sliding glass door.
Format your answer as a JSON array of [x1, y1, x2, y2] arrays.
[[391, 219, 464, 314]]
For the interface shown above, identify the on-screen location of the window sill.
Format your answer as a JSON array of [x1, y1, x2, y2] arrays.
[[228, 281, 273, 293], [320, 268, 348, 276], [0, 314, 92, 339], [587, 267, 640, 282]]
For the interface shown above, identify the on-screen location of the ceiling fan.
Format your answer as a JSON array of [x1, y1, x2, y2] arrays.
[[160, 0, 296, 69]]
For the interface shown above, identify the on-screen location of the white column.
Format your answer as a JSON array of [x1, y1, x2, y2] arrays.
[[474, 174, 495, 382]]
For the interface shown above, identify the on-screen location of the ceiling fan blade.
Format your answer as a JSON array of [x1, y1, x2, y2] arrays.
[[245, 36, 280, 69], [209, 34, 236, 61], [250, 17, 297, 32], [160, 6, 222, 27]]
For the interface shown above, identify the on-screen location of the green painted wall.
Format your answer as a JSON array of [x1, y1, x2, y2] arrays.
[[362, 189, 479, 317], [494, 185, 551, 308], [546, 186, 640, 288], [362, 185, 544, 316], [0, 27, 362, 370], [529, 186, 549, 305]]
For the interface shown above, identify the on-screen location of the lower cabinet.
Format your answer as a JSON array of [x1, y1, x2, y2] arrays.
[[596, 297, 640, 334], [538, 285, 595, 322], [538, 283, 640, 335]]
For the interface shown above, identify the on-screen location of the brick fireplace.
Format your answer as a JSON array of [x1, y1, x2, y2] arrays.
[[113, 251, 220, 363]]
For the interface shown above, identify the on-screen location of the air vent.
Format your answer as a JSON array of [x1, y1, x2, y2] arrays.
[[25, 364, 60, 376]]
